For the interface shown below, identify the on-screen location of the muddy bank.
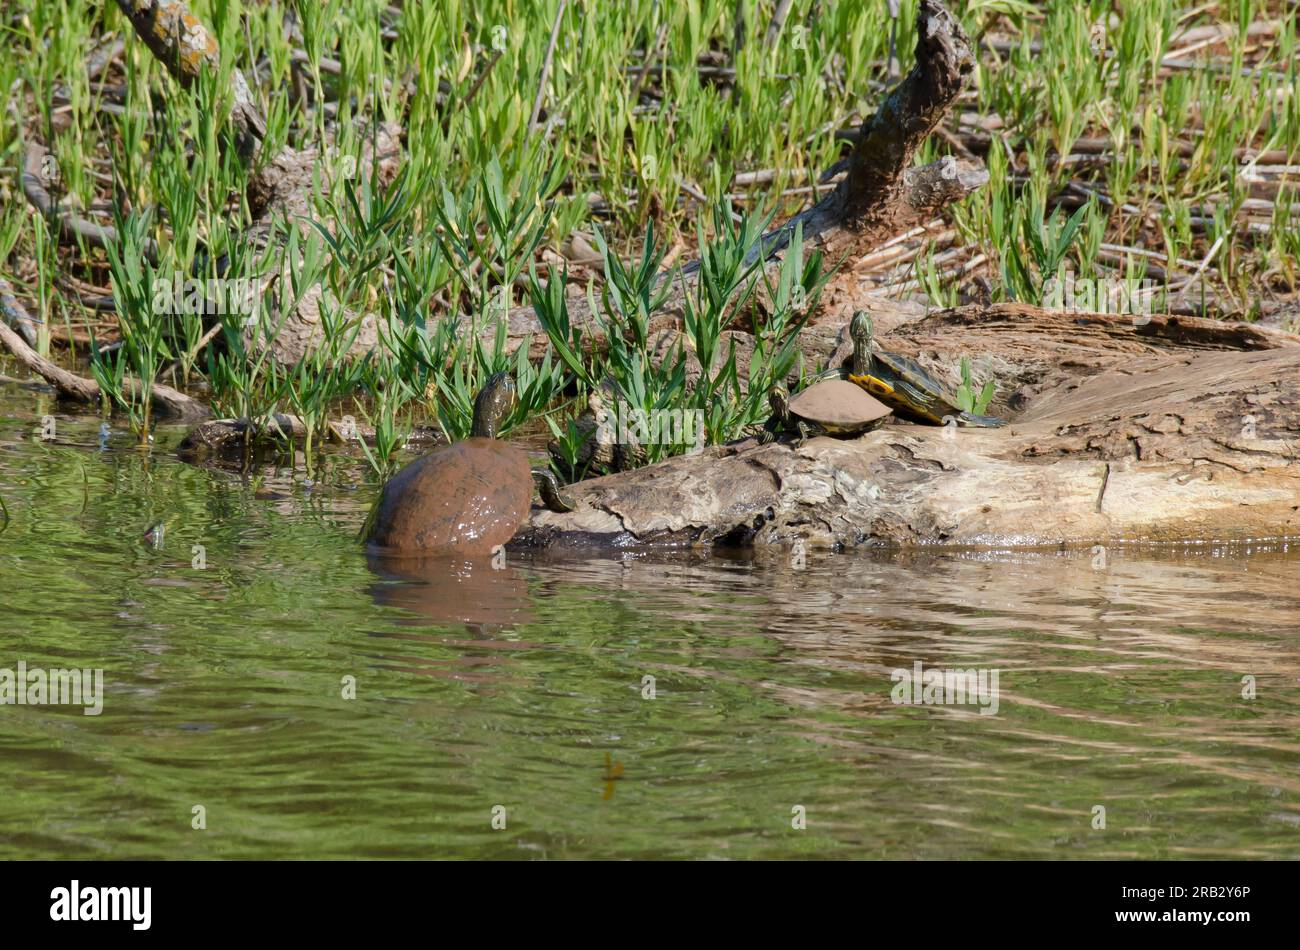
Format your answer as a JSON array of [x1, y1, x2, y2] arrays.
[[514, 302, 1300, 551]]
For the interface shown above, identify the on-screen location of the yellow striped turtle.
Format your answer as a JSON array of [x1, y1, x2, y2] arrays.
[[846, 310, 1004, 428]]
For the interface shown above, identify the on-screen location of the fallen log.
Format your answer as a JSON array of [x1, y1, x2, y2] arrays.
[[0, 304, 208, 421], [515, 304, 1300, 550]]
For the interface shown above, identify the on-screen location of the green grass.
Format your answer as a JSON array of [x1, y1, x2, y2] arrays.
[[1, 0, 1297, 477]]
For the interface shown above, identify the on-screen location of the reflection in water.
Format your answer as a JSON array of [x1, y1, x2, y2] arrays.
[[1, 404, 1299, 858], [366, 552, 535, 630], [363, 553, 537, 688]]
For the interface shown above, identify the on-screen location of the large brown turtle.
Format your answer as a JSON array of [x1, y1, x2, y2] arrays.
[[365, 373, 573, 555]]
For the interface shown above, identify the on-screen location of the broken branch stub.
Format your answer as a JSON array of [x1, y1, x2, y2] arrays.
[[841, 0, 974, 223], [762, 0, 984, 260]]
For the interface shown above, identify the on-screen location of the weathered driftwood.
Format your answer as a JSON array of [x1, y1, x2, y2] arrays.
[[516, 303, 1300, 550]]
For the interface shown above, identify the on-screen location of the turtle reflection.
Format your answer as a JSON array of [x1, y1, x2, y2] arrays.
[[366, 552, 534, 631]]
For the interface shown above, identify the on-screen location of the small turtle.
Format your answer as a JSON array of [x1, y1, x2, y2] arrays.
[[548, 377, 646, 478], [846, 310, 1005, 427], [758, 378, 893, 446], [366, 372, 573, 555]]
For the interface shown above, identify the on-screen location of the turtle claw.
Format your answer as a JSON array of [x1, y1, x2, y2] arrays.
[[532, 468, 576, 513]]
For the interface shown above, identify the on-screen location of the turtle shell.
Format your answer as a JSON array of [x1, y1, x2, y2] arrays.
[[366, 437, 533, 555], [874, 350, 959, 412], [789, 379, 892, 432]]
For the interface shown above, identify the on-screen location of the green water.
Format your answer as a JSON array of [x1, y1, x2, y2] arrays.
[[2, 390, 1299, 859]]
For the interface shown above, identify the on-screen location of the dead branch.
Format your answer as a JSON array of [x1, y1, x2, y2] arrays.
[[177, 414, 441, 461], [112, 0, 266, 162], [529, 0, 568, 132], [0, 300, 208, 420], [765, 0, 796, 48], [761, 0, 984, 258]]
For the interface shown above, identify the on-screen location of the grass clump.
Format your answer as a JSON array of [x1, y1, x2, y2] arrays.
[[0, 0, 1296, 482]]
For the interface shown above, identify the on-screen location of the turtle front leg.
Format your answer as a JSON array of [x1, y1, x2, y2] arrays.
[[756, 417, 783, 445], [532, 468, 576, 513], [794, 421, 817, 448]]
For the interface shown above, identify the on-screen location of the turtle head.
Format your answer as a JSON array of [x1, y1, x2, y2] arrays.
[[850, 310, 875, 377], [471, 372, 516, 439], [769, 384, 790, 421]]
